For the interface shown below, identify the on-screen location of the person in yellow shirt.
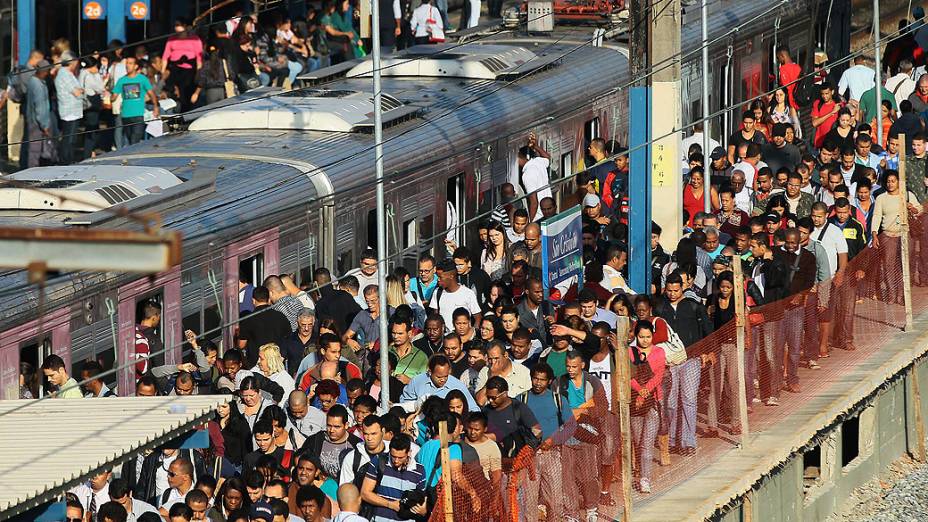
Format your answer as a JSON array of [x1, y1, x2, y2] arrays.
[[42, 354, 84, 399]]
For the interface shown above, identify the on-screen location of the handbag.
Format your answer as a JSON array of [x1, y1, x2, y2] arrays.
[[222, 60, 238, 98], [426, 7, 445, 43]]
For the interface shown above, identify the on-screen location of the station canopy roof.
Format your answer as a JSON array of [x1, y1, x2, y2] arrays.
[[0, 396, 227, 518]]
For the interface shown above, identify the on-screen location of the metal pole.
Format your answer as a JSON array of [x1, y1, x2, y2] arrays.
[[373, 0, 391, 409], [702, 0, 711, 213], [874, 0, 883, 146]]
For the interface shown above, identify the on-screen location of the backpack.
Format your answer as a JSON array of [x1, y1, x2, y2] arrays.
[[498, 401, 541, 458], [6, 66, 29, 103]]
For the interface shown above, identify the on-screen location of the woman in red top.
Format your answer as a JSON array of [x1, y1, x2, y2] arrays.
[[683, 167, 718, 227], [811, 82, 841, 149], [629, 320, 665, 494]]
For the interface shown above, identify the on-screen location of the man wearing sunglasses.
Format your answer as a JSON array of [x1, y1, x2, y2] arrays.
[[158, 458, 195, 518]]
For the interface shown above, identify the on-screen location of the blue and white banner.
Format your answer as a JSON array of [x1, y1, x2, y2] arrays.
[[82, 0, 107, 20], [541, 205, 583, 303]]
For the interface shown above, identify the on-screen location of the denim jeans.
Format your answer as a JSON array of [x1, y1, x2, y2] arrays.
[[123, 116, 145, 145], [666, 357, 701, 448], [286, 60, 303, 85], [58, 118, 79, 164], [784, 305, 805, 386]]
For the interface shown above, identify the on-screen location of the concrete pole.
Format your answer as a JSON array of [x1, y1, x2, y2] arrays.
[[372, 0, 391, 408], [733, 256, 750, 443], [702, 0, 712, 214], [650, 0, 684, 249], [898, 134, 913, 331], [874, 0, 883, 146]]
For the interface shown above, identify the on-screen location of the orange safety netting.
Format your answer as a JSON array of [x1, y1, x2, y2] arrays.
[[426, 213, 928, 521]]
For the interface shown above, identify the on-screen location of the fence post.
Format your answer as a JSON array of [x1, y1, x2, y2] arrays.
[[898, 133, 914, 331], [614, 317, 633, 522], [438, 420, 454, 522], [732, 256, 750, 443]]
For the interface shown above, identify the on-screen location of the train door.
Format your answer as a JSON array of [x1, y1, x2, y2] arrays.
[[446, 172, 466, 249], [222, 228, 280, 349], [0, 308, 71, 399], [117, 268, 181, 395]]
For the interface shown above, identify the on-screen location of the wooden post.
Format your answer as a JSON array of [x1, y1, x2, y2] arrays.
[[742, 490, 754, 522], [732, 256, 750, 443], [438, 420, 454, 522], [614, 317, 633, 522], [898, 134, 914, 331], [911, 366, 927, 462]]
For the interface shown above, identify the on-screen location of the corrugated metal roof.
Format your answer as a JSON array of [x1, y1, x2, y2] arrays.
[[0, 396, 227, 518]]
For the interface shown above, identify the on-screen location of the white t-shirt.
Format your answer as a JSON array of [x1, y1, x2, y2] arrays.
[[587, 356, 613, 410], [429, 285, 481, 332], [734, 186, 753, 214], [521, 157, 552, 221], [154, 453, 178, 503], [811, 222, 849, 276], [732, 160, 762, 189]]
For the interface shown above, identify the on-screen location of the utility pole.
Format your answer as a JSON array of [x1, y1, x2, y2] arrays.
[[702, 0, 712, 213], [628, 0, 649, 83], [372, 0, 391, 408], [650, 0, 683, 249]]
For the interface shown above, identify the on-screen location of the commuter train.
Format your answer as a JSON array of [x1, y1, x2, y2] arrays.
[[0, 0, 838, 398]]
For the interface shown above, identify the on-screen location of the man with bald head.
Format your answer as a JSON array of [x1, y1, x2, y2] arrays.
[[539, 197, 557, 219], [265, 275, 304, 330], [287, 389, 326, 446], [333, 484, 366, 521], [729, 169, 752, 215], [159, 457, 195, 517], [514, 222, 542, 269]]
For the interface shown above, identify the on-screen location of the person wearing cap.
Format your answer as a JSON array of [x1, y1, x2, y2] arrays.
[[251, 500, 275, 522], [762, 123, 801, 176], [54, 50, 84, 164], [582, 193, 612, 239], [708, 146, 733, 190]]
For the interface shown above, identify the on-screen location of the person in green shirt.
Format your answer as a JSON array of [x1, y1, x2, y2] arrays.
[[857, 82, 897, 131], [389, 318, 429, 383], [111, 56, 159, 145], [42, 354, 84, 399]]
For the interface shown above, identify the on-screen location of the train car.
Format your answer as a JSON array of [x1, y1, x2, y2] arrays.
[[0, 0, 832, 398]]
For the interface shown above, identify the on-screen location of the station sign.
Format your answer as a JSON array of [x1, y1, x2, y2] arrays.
[[127, 0, 151, 21], [540, 204, 583, 303], [82, 0, 106, 20]]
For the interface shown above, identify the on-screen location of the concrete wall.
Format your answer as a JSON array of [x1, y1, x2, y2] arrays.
[[716, 357, 928, 522]]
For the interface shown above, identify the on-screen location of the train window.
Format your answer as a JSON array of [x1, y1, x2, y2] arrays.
[[183, 311, 201, 341], [337, 250, 354, 277], [367, 208, 377, 250], [446, 174, 465, 247], [239, 253, 265, 286], [203, 306, 222, 348], [561, 152, 573, 180], [135, 292, 165, 369], [403, 218, 418, 272], [420, 214, 434, 256], [95, 348, 117, 390], [19, 338, 52, 398]]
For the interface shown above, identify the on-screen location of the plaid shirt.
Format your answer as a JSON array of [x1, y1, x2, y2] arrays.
[[54, 68, 83, 121]]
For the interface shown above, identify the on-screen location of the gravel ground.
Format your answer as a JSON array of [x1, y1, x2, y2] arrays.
[[829, 456, 928, 522]]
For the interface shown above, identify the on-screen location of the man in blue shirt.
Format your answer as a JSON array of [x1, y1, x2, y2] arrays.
[[522, 362, 575, 522], [360, 434, 427, 521], [409, 255, 439, 307], [399, 354, 479, 410]]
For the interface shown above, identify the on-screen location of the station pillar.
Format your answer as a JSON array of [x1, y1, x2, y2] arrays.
[[108, 0, 127, 44], [17, 0, 35, 65]]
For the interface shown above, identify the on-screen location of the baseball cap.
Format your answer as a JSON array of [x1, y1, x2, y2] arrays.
[[582, 193, 600, 208], [60, 51, 78, 63], [250, 501, 273, 521], [764, 212, 780, 223], [35, 59, 50, 69], [709, 147, 726, 161]]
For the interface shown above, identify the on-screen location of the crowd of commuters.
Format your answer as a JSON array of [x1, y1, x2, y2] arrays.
[[24, 5, 928, 522], [6, 0, 490, 171]]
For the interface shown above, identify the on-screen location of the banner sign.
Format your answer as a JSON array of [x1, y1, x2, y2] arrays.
[[540, 205, 583, 302], [82, 0, 107, 20], [126, 0, 150, 21]]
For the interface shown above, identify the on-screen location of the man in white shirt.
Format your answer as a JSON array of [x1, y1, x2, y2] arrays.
[[108, 478, 159, 522], [69, 470, 111, 516], [429, 259, 482, 332], [158, 457, 195, 516], [601, 243, 635, 294], [838, 55, 876, 102], [810, 202, 849, 276], [730, 170, 753, 215], [518, 132, 552, 221], [886, 59, 917, 107], [732, 143, 765, 189], [681, 121, 721, 162]]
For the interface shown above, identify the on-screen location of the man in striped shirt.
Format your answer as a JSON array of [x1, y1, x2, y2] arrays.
[[360, 434, 427, 521]]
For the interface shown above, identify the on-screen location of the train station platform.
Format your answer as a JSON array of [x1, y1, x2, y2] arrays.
[[0, 395, 226, 519], [630, 290, 928, 521]]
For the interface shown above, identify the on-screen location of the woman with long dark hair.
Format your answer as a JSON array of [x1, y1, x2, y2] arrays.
[[215, 390, 252, 470], [191, 45, 231, 106]]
